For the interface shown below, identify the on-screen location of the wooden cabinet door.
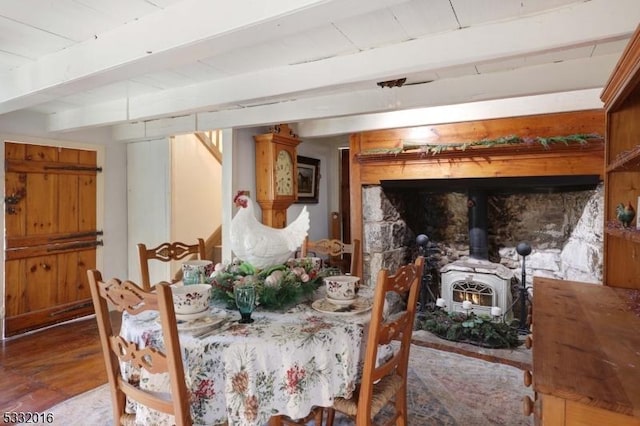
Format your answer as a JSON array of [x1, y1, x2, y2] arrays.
[[4, 142, 101, 337]]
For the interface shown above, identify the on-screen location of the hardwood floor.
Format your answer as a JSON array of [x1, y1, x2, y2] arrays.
[[0, 314, 115, 420]]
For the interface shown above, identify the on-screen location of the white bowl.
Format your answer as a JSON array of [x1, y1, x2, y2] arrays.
[[171, 284, 211, 315], [324, 275, 360, 302]]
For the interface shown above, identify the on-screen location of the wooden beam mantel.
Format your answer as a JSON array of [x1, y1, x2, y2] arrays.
[[348, 109, 606, 277], [355, 139, 604, 184]]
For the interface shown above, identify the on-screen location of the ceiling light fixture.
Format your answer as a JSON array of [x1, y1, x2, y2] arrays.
[[377, 78, 407, 88]]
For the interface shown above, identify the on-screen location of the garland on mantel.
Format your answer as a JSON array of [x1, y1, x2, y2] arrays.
[[360, 133, 603, 156]]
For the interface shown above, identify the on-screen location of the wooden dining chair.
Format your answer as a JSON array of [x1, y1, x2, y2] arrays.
[[87, 269, 192, 426], [137, 238, 206, 290], [300, 237, 361, 276], [268, 407, 324, 426], [325, 256, 425, 426]]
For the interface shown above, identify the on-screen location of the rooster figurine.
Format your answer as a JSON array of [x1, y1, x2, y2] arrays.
[[230, 191, 309, 269], [616, 201, 636, 228]]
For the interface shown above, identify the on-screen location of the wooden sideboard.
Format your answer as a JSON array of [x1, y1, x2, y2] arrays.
[[531, 277, 640, 425]]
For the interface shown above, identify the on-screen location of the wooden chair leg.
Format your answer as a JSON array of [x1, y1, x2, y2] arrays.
[[395, 387, 408, 426], [312, 407, 324, 424], [270, 406, 324, 426], [268, 416, 284, 426], [325, 408, 336, 426]]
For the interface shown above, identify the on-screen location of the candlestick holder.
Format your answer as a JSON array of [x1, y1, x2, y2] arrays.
[[461, 301, 473, 317], [415, 234, 440, 316], [516, 241, 532, 334], [491, 306, 503, 322]]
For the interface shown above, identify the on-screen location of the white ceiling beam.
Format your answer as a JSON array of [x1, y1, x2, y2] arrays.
[[111, 55, 613, 141], [51, 0, 638, 132], [0, 0, 407, 114], [196, 55, 615, 130], [295, 89, 604, 139]]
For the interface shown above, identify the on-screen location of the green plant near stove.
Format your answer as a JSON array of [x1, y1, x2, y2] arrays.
[[417, 308, 521, 349]]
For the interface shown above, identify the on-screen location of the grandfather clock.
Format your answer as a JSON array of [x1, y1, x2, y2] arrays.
[[254, 124, 300, 228]]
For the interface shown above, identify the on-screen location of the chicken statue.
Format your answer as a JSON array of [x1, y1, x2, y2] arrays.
[[230, 190, 310, 269], [616, 201, 636, 228]]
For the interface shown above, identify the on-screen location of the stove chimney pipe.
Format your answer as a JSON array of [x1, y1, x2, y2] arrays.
[[468, 189, 488, 260]]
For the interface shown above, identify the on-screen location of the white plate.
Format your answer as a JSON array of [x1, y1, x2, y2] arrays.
[[311, 297, 373, 316], [175, 309, 209, 322], [157, 308, 227, 331], [325, 297, 358, 306]]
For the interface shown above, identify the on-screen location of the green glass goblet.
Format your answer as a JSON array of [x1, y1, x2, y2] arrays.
[[234, 285, 256, 324]]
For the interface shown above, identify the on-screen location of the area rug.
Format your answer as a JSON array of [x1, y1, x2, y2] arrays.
[[35, 344, 532, 425]]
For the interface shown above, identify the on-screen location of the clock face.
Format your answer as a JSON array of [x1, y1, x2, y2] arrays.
[[275, 150, 294, 196]]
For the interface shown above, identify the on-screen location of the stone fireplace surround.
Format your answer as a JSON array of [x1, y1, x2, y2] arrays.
[[360, 184, 604, 308]]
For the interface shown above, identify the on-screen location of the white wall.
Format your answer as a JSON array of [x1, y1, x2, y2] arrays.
[[289, 138, 340, 241], [171, 134, 222, 275], [101, 142, 128, 279], [127, 138, 171, 284], [221, 127, 260, 264]]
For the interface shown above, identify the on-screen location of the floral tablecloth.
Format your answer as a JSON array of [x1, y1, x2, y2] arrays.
[[120, 301, 369, 426]]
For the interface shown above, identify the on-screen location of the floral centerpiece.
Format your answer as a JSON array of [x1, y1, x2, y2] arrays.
[[210, 258, 338, 310]]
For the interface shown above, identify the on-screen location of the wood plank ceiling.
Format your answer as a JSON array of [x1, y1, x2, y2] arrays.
[[0, 0, 638, 138]]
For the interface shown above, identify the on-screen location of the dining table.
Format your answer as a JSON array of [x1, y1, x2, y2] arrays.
[[119, 286, 377, 426]]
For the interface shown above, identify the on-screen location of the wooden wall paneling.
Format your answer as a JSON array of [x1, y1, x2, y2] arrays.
[[79, 174, 97, 231], [25, 254, 57, 312], [604, 237, 640, 288], [540, 394, 565, 425], [349, 133, 363, 279], [25, 144, 56, 162], [57, 147, 79, 234], [357, 149, 604, 184], [4, 171, 26, 236], [605, 172, 638, 220], [4, 142, 25, 158], [76, 249, 94, 300], [56, 249, 93, 305], [79, 149, 97, 231], [58, 173, 79, 233], [340, 149, 351, 243], [57, 252, 77, 305], [26, 172, 58, 236], [608, 97, 640, 160], [4, 260, 25, 317], [564, 400, 640, 426], [58, 147, 78, 162], [356, 110, 603, 147]]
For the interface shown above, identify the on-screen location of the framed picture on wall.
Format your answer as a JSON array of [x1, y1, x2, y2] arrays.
[[296, 156, 320, 203]]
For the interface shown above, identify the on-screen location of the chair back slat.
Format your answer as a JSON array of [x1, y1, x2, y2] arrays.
[[98, 277, 161, 314], [110, 335, 168, 373], [118, 379, 175, 414], [376, 311, 411, 345], [137, 238, 206, 290], [301, 237, 361, 276], [87, 269, 192, 426]]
